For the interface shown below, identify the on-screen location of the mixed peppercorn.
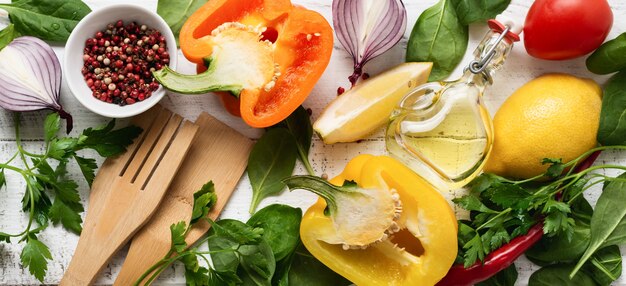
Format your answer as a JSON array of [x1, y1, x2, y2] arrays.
[[81, 20, 169, 106]]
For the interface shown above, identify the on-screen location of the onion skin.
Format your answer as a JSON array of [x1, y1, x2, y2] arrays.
[[0, 36, 73, 133], [332, 0, 407, 86]]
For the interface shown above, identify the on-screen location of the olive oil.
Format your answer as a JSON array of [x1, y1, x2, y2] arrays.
[[386, 16, 521, 188]]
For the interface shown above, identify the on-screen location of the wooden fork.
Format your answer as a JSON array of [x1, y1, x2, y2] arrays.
[[60, 106, 198, 286]]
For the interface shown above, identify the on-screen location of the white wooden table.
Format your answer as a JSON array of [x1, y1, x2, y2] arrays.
[[0, 0, 625, 285]]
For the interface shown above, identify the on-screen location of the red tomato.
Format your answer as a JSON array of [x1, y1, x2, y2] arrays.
[[524, 0, 613, 60]]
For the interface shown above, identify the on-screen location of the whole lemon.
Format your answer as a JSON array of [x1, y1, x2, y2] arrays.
[[484, 73, 602, 179]]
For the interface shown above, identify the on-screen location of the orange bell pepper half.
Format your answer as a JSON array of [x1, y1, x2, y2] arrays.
[[152, 0, 333, 128]]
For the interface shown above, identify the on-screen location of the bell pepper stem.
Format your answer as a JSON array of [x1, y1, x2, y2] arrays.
[[283, 175, 352, 214], [152, 65, 242, 96]]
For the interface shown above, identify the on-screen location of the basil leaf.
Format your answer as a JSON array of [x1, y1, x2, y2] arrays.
[[274, 106, 314, 175], [157, 0, 207, 45], [0, 24, 16, 51], [476, 263, 517, 286], [451, 0, 511, 25], [247, 204, 302, 261], [572, 173, 626, 276], [406, 0, 468, 81], [0, 0, 91, 42], [248, 128, 298, 213], [597, 71, 626, 146], [529, 264, 596, 286], [582, 245, 622, 286]]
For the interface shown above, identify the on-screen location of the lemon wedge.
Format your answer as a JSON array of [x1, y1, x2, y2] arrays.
[[314, 62, 432, 144]]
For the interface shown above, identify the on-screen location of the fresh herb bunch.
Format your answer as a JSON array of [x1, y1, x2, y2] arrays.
[[136, 187, 348, 286], [0, 113, 141, 282], [455, 146, 626, 269]]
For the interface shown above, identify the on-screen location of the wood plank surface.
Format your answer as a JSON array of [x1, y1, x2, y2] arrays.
[[0, 0, 625, 285]]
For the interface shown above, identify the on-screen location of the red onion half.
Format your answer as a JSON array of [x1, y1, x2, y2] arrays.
[[0, 36, 72, 132], [333, 0, 407, 86]]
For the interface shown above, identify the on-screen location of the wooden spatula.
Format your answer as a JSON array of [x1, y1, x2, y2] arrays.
[[113, 112, 253, 286], [60, 106, 198, 286]]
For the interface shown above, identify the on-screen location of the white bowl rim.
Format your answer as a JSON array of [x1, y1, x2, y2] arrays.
[[64, 4, 178, 118]]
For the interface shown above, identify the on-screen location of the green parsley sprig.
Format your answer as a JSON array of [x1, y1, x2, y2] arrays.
[[455, 145, 626, 268], [0, 113, 141, 282]]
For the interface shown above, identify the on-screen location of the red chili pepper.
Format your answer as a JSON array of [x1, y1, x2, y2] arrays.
[[437, 151, 602, 285], [436, 223, 544, 286]]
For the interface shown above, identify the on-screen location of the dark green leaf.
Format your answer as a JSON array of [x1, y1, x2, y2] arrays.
[[597, 71, 626, 146], [463, 234, 485, 267], [185, 266, 210, 286], [489, 184, 533, 210], [74, 156, 97, 187], [477, 263, 517, 286], [273, 251, 294, 286], [542, 200, 574, 238], [239, 241, 276, 286], [248, 128, 298, 213], [211, 219, 264, 246], [469, 173, 504, 195], [208, 235, 240, 272], [48, 198, 82, 234], [247, 204, 302, 261], [191, 181, 217, 225], [77, 121, 143, 157], [157, 0, 207, 45], [43, 113, 60, 142], [0, 169, 6, 189], [287, 243, 351, 286], [0, 0, 91, 42], [406, 0, 468, 81], [529, 264, 596, 286], [453, 195, 498, 213], [582, 245, 622, 286], [20, 235, 52, 282], [48, 138, 78, 160], [451, 0, 511, 25], [587, 32, 626, 75], [542, 158, 566, 178], [208, 269, 242, 286], [170, 221, 187, 253], [526, 221, 590, 265], [572, 173, 626, 276], [0, 23, 16, 50], [0, 232, 9, 243], [274, 106, 314, 175], [570, 196, 594, 226]]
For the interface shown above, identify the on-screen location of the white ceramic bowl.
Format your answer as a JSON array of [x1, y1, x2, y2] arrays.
[[64, 4, 177, 118]]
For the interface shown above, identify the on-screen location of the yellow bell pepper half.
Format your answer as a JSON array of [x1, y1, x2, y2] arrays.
[[300, 155, 458, 286]]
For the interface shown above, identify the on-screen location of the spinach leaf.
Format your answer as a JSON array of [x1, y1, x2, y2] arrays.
[[406, 0, 468, 81], [582, 245, 622, 286], [274, 106, 315, 176], [238, 242, 276, 286], [572, 173, 626, 276], [526, 221, 590, 265], [597, 71, 626, 146], [156, 0, 207, 45], [451, 0, 510, 25], [529, 264, 597, 286], [247, 204, 302, 261], [0, 0, 91, 42], [0, 24, 16, 50], [287, 243, 351, 286], [476, 263, 517, 286], [248, 128, 298, 213]]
